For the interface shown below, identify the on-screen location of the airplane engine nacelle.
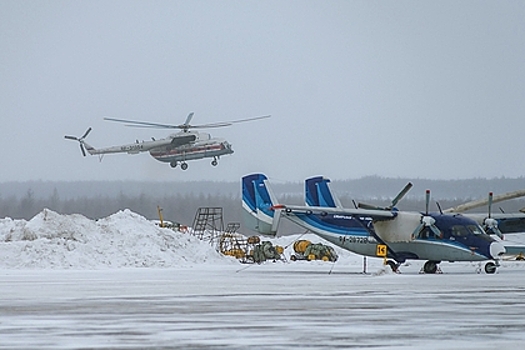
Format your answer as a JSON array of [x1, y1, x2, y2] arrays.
[[373, 212, 421, 243]]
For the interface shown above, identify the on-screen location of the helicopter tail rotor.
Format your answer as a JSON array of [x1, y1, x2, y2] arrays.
[[65, 127, 92, 157]]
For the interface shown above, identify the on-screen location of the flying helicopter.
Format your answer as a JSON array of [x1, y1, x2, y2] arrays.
[[65, 113, 270, 170], [242, 173, 525, 274]]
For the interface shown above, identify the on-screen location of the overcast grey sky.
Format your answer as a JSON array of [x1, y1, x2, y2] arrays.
[[1, 1, 524, 182]]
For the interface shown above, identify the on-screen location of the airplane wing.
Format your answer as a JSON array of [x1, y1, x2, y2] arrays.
[[272, 204, 396, 220], [490, 213, 525, 234], [443, 189, 525, 237], [443, 189, 525, 213], [503, 244, 525, 257]]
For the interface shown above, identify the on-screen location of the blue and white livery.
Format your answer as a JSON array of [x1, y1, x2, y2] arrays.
[[242, 173, 508, 274]]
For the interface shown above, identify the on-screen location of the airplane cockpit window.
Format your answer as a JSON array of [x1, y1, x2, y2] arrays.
[[451, 225, 469, 237], [452, 225, 486, 238], [467, 225, 485, 235]]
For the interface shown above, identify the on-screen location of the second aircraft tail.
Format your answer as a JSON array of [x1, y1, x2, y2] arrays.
[[305, 176, 342, 208]]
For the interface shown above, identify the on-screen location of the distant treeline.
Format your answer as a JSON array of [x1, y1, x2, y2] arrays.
[[2, 177, 525, 231], [0, 189, 242, 226], [2, 176, 525, 200]]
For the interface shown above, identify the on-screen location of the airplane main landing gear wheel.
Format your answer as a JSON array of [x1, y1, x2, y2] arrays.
[[170, 161, 177, 168], [423, 260, 439, 274], [181, 163, 188, 170], [484, 262, 497, 274], [386, 260, 399, 273], [211, 158, 218, 166]]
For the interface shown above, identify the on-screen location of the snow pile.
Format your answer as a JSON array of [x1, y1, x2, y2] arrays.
[[3, 209, 523, 271], [0, 209, 233, 269]]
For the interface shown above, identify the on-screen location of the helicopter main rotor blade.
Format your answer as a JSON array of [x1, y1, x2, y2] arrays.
[[103, 114, 271, 130], [183, 112, 195, 126], [191, 115, 271, 129], [226, 114, 271, 124], [104, 117, 181, 129]]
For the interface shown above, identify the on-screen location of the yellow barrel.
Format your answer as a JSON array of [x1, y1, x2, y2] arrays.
[[293, 240, 311, 254], [247, 236, 261, 245]]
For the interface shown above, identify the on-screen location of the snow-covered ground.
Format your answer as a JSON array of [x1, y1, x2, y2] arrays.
[[1, 210, 525, 349]]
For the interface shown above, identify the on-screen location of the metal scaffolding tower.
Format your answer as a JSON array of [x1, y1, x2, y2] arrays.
[[191, 207, 224, 244]]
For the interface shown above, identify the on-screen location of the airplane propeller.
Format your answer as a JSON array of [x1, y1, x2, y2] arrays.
[[103, 113, 271, 133], [358, 182, 413, 211], [64, 127, 92, 157], [411, 189, 442, 239], [483, 192, 504, 239]]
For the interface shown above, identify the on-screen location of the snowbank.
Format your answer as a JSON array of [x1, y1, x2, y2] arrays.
[[2, 208, 523, 271], [0, 209, 234, 269]]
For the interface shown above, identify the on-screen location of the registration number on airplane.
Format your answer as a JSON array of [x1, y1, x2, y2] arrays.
[[339, 236, 373, 244]]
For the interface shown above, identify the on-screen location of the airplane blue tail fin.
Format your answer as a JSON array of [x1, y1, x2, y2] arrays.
[[242, 173, 281, 236], [305, 176, 342, 208]]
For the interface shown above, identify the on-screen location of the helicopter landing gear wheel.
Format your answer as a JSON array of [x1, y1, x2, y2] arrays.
[[423, 260, 439, 274], [181, 163, 188, 170], [211, 158, 218, 166], [484, 262, 497, 274], [170, 161, 177, 168]]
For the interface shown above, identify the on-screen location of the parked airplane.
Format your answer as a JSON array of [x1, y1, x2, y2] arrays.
[[304, 176, 525, 258], [241, 173, 523, 274], [443, 191, 525, 257], [65, 113, 270, 170]]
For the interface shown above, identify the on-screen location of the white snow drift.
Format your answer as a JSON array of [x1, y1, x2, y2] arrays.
[[0, 209, 232, 269]]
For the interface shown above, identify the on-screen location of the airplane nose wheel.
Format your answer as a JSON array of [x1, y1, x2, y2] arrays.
[[211, 158, 218, 166], [484, 262, 497, 274]]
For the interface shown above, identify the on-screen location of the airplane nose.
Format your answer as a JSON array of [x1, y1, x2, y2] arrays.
[[490, 241, 506, 259]]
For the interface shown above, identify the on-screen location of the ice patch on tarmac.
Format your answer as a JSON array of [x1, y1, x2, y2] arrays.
[[0, 209, 233, 269]]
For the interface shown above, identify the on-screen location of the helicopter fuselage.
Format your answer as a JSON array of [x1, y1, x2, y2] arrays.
[[149, 132, 233, 165], [65, 112, 268, 170]]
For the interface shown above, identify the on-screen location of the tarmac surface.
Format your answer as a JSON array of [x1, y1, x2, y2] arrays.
[[1, 261, 525, 350]]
